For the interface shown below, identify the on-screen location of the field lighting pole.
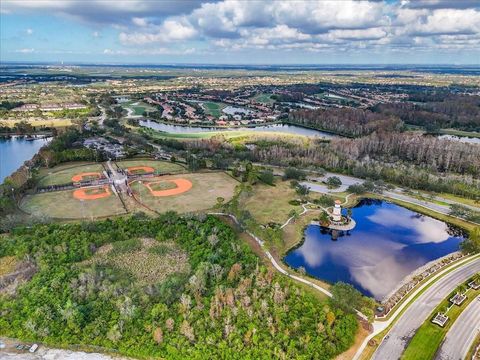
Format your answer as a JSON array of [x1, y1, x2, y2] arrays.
[[138, 181, 142, 205]]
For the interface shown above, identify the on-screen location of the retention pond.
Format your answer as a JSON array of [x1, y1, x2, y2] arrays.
[[284, 199, 465, 300]]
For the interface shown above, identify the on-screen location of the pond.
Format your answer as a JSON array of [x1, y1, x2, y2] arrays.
[[140, 120, 338, 138], [0, 136, 51, 183], [284, 199, 465, 301], [438, 134, 480, 145]]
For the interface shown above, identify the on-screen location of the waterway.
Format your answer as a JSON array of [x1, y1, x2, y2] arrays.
[[438, 134, 480, 145], [284, 199, 465, 300], [140, 120, 338, 138], [0, 136, 51, 183]]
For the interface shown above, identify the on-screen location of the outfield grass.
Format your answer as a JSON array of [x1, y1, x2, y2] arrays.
[[401, 286, 480, 360], [242, 179, 301, 224], [130, 172, 238, 213], [116, 159, 186, 174], [20, 187, 127, 219], [202, 101, 226, 118], [37, 163, 105, 186]]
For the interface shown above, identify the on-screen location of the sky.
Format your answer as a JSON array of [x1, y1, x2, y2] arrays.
[[1, 0, 479, 65]]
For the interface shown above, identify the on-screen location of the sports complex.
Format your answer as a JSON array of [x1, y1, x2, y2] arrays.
[[20, 158, 238, 219]]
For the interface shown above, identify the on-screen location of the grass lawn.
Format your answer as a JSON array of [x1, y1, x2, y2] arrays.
[[20, 187, 127, 219], [116, 159, 186, 174], [439, 128, 480, 139], [130, 172, 238, 214], [37, 163, 105, 186], [401, 286, 480, 360], [1, 119, 73, 128], [253, 93, 275, 104], [202, 101, 226, 118], [438, 192, 480, 208], [122, 101, 155, 116], [242, 179, 301, 224]]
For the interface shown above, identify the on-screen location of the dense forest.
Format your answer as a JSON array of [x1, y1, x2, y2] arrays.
[[374, 95, 480, 131], [331, 132, 480, 175], [288, 108, 403, 137], [178, 135, 480, 200], [0, 214, 358, 359]]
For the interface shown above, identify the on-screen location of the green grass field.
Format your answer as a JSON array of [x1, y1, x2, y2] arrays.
[[115, 159, 186, 174], [123, 101, 155, 116], [20, 187, 127, 219], [242, 180, 301, 224], [37, 163, 105, 186], [402, 286, 480, 360], [130, 172, 238, 213], [202, 101, 226, 118], [253, 93, 275, 104]]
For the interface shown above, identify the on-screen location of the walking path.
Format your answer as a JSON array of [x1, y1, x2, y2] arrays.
[[208, 212, 370, 321]]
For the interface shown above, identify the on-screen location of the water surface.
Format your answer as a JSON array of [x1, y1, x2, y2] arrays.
[[0, 136, 51, 183], [284, 199, 464, 300], [140, 120, 337, 138], [438, 134, 480, 144]]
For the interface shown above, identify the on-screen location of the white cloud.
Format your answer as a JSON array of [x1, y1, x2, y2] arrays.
[[2, 0, 480, 56], [26, 28, 33, 35], [92, 31, 100, 38], [119, 18, 197, 45]]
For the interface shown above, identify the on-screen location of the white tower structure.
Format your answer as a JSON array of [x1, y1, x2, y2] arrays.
[[332, 200, 342, 222]]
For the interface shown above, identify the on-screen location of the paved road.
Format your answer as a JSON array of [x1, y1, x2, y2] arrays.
[[372, 258, 480, 360], [383, 190, 452, 215], [436, 297, 480, 360]]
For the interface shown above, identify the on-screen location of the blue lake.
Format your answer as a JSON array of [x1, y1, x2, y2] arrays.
[[0, 136, 51, 183], [284, 199, 465, 300], [140, 120, 338, 138]]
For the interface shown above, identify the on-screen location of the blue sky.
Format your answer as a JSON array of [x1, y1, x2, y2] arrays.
[[1, 0, 479, 64]]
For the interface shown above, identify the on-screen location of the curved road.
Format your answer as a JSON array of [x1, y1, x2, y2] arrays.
[[372, 257, 480, 360], [435, 297, 480, 360]]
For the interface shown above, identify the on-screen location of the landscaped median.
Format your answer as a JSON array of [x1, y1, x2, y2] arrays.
[[401, 274, 480, 360], [357, 253, 480, 360]]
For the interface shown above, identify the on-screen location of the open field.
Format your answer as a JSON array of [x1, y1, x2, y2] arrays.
[[202, 101, 226, 117], [0, 119, 73, 128], [140, 126, 308, 141], [20, 186, 127, 219], [130, 172, 237, 213], [84, 238, 190, 286], [253, 93, 275, 104], [242, 179, 302, 224], [115, 159, 185, 174], [122, 101, 155, 116], [37, 163, 105, 186]]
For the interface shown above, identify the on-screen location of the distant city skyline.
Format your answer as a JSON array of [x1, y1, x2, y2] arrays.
[[1, 0, 479, 65]]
